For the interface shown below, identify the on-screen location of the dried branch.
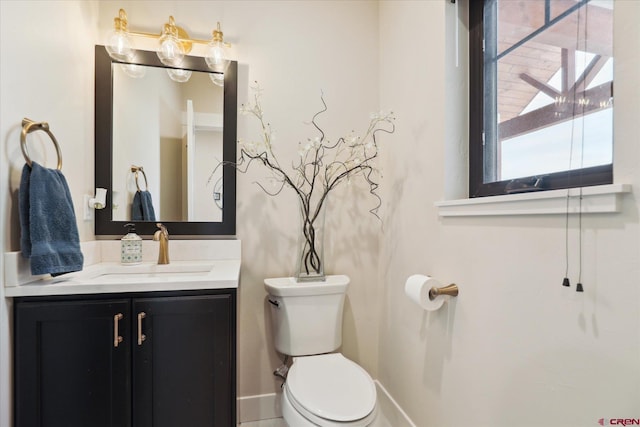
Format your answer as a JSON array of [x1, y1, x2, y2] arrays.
[[209, 83, 395, 276]]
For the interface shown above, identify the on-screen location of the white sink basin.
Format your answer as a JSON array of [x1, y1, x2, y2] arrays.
[[69, 262, 217, 285]]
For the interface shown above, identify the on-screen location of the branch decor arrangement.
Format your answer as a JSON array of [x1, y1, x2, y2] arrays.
[[219, 83, 395, 282]]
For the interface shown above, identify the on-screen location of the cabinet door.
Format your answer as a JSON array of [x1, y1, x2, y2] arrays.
[[133, 293, 235, 427], [15, 299, 131, 427]]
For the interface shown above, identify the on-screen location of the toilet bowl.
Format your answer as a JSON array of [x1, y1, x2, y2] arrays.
[[282, 353, 377, 426], [264, 276, 378, 427]]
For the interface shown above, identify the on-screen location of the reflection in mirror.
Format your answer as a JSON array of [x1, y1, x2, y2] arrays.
[[95, 45, 237, 236], [112, 65, 224, 222]]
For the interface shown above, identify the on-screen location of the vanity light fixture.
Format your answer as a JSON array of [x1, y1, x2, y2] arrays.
[[105, 9, 232, 80]]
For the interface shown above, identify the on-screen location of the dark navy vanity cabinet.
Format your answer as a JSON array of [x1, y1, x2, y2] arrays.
[[14, 289, 236, 427]]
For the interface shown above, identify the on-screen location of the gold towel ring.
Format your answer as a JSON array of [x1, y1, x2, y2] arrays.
[[131, 165, 149, 191], [20, 118, 62, 170]]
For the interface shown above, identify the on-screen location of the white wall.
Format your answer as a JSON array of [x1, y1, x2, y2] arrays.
[[378, 1, 640, 426], [0, 2, 101, 424]]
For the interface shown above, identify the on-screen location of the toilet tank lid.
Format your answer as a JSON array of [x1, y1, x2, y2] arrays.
[[286, 353, 376, 422], [264, 275, 350, 297]]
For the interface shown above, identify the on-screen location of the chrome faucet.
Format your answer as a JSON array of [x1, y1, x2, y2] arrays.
[[153, 223, 169, 265]]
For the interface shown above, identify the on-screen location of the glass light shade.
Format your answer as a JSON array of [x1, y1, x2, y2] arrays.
[[166, 68, 192, 83], [120, 63, 146, 78], [105, 29, 133, 61], [205, 41, 228, 72], [209, 72, 224, 87], [157, 34, 184, 67]]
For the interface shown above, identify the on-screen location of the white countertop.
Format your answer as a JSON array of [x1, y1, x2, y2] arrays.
[[5, 240, 241, 298]]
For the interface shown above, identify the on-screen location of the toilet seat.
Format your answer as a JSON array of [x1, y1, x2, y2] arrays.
[[285, 353, 377, 426]]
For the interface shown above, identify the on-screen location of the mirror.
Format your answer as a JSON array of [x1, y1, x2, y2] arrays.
[[112, 66, 225, 223], [95, 45, 237, 236]]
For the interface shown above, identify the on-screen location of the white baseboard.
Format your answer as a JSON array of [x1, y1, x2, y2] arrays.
[[236, 380, 416, 426], [374, 380, 417, 427], [237, 392, 282, 423]]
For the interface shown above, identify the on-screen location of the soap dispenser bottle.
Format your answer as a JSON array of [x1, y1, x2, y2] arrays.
[[121, 223, 142, 265]]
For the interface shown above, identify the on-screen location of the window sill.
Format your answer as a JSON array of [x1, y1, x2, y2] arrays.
[[435, 184, 631, 217]]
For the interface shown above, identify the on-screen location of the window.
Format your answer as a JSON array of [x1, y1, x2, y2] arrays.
[[469, 0, 614, 197]]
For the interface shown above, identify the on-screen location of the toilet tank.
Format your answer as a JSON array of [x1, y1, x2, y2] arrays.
[[264, 275, 349, 356]]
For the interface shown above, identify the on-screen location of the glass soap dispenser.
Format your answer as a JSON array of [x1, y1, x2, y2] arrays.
[[121, 223, 142, 265]]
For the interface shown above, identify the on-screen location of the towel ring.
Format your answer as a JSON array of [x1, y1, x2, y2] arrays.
[[131, 165, 149, 191], [20, 118, 63, 170]]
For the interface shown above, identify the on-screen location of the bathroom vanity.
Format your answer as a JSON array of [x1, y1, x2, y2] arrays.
[[5, 240, 240, 427], [14, 289, 235, 427]]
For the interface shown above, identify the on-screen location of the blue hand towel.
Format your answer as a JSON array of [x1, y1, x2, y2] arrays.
[[131, 190, 156, 221], [19, 162, 84, 276]]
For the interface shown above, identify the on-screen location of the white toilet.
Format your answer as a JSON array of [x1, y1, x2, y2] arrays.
[[264, 275, 378, 426]]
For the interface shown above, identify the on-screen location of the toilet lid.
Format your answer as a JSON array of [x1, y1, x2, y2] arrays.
[[286, 353, 376, 422]]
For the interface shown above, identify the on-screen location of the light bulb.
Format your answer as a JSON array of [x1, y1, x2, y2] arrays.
[[106, 28, 133, 61], [157, 23, 184, 67], [157, 36, 184, 66], [106, 10, 133, 61], [205, 22, 229, 72], [167, 68, 192, 83], [205, 41, 228, 72]]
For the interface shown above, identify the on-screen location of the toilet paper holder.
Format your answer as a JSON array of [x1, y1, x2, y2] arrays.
[[428, 284, 459, 300]]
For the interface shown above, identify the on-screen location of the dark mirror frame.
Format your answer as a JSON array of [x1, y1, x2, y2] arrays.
[[95, 45, 237, 236]]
